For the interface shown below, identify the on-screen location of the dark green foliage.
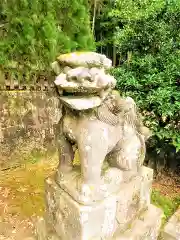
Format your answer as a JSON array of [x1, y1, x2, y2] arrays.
[[0, 0, 95, 75], [95, 0, 180, 151]]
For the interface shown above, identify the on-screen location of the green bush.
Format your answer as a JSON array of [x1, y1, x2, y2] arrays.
[[0, 0, 95, 78], [95, 0, 180, 151]]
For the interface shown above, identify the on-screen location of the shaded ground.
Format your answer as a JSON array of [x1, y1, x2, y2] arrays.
[[0, 157, 179, 239]]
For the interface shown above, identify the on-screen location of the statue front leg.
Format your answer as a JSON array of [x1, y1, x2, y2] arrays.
[[77, 144, 107, 204], [57, 121, 74, 175], [77, 126, 108, 203], [78, 143, 104, 185]]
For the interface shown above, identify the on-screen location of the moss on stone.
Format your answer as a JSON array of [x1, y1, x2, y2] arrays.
[[73, 150, 80, 166], [57, 51, 91, 59]]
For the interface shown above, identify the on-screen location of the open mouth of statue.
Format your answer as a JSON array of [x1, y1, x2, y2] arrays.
[[52, 54, 116, 111], [58, 90, 104, 111], [62, 90, 98, 97], [54, 69, 116, 110]]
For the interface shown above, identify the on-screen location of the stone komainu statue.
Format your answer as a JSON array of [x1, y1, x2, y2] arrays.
[[52, 52, 151, 204]]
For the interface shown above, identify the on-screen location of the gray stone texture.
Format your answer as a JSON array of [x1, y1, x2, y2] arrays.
[[0, 90, 61, 169], [56, 52, 112, 69], [113, 204, 163, 240], [161, 207, 180, 240]]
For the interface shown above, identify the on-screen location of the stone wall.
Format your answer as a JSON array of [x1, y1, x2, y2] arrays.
[[0, 90, 61, 169]]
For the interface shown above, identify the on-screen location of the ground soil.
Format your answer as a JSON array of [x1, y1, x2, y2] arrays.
[[153, 171, 180, 199], [0, 158, 58, 240], [0, 160, 179, 240], [0, 185, 35, 240]]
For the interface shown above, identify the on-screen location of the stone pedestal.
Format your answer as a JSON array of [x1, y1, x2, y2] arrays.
[[35, 166, 163, 240]]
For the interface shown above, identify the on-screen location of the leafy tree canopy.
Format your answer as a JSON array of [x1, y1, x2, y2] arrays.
[[0, 0, 95, 72]]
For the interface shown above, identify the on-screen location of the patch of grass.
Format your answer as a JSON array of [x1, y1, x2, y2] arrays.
[[151, 189, 180, 225], [0, 157, 58, 218]]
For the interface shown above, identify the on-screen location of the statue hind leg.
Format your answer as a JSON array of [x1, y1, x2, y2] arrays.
[[107, 134, 142, 173]]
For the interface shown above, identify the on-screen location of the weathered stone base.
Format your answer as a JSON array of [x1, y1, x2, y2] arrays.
[[112, 204, 163, 240], [36, 205, 163, 240], [45, 178, 141, 239], [161, 207, 180, 240], [35, 167, 163, 240]]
